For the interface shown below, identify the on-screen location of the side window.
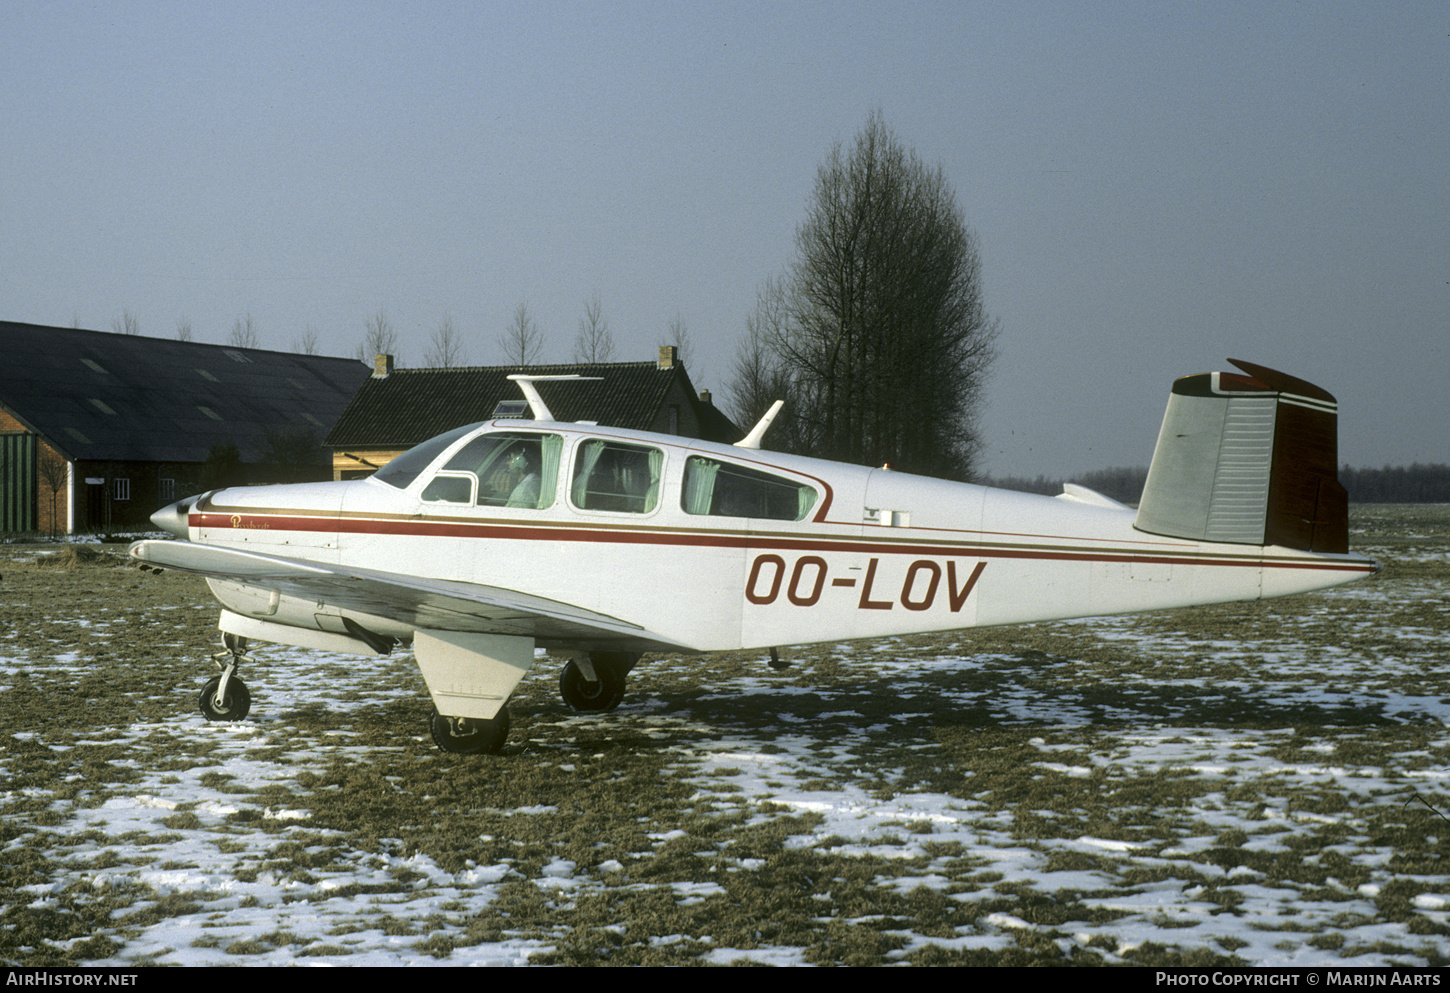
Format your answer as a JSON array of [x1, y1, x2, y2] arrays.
[[420, 473, 474, 504], [421, 432, 561, 509], [681, 456, 817, 521], [571, 440, 663, 513]]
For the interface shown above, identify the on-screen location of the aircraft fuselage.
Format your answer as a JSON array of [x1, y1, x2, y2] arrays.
[[173, 419, 1375, 656]]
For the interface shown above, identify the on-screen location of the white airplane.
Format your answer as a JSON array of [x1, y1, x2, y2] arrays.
[[130, 359, 1378, 754]]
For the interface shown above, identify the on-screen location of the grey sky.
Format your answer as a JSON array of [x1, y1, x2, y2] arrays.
[[4, 2, 1445, 478]]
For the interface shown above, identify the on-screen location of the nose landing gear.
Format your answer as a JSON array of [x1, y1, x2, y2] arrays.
[[199, 632, 252, 722]]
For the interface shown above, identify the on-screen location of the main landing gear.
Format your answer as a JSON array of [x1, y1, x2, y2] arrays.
[[558, 651, 636, 713], [199, 633, 252, 722], [429, 708, 512, 754], [428, 650, 639, 755], [189, 636, 639, 755]]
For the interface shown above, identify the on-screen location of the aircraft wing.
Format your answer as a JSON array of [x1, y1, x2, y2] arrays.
[[129, 539, 660, 647]]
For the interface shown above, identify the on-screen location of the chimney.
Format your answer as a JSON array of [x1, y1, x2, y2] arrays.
[[699, 388, 712, 405], [658, 345, 678, 369], [373, 353, 394, 378]]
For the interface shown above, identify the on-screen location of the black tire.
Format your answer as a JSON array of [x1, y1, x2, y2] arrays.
[[198, 675, 251, 722], [429, 707, 510, 754], [559, 656, 626, 713]]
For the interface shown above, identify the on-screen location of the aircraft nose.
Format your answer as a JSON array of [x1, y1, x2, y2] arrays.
[[150, 497, 195, 538]]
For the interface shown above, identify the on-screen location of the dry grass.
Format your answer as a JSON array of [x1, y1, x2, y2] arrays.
[[1, 506, 1446, 965]]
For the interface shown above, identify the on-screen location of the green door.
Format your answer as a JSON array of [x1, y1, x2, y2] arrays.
[[0, 433, 37, 533]]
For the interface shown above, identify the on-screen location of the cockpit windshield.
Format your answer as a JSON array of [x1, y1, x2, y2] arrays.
[[372, 423, 483, 490]]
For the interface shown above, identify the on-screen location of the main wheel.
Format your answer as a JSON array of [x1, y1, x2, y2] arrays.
[[198, 674, 251, 722], [559, 656, 626, 713], [429, 708, 511, 754]]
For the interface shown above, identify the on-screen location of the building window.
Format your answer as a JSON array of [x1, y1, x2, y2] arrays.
[[159, 478, 175, 502], [113, 478, 131, 501]]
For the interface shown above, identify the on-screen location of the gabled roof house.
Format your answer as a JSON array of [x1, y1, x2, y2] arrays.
[[325, 346, 739, 479]]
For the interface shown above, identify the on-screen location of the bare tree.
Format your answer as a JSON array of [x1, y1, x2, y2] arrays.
[[753, 110, 997, 480], [573, 294, 615, 363], [37, 448, 69, 536], [426, 313, 466, 368], [666, 312, 693, 368], [357, 308, 399, 363], [728, 275, 806, 449], [228, 314, 260, 348], [498, 301, 544, 368], [111, 310, 140, 336], [294, 325, 320, 355], [176, 317, 193, 342], [259, 426, 326, 484], [202, 442, 245, 491]]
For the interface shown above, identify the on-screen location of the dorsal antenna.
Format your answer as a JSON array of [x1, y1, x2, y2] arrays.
[[506, 374, 601, 421], [734, 399, 784, 450]]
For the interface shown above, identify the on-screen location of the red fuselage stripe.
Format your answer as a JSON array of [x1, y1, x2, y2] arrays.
[[191, 512, 1377, 575]]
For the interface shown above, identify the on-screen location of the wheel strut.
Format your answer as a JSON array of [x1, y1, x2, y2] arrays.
[[199, 632, 253, 722]]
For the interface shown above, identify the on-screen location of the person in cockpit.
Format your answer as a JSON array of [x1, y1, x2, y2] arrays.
[[503, 447, 541, 508]]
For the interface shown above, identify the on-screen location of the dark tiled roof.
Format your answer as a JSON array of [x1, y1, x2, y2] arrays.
[[0, 321, 371, 463], [325, 361, 738, 447]]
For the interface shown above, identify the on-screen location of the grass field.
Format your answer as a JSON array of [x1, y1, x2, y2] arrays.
[[1, 505, 1447, 966]]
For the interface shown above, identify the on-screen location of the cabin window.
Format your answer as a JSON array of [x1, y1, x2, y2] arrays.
[[571, 440, 663, 513], [681, 456, 817, 521], [374, 423, 482, 489], [424, 432, 562, 509], [420, 473, 474, 504]]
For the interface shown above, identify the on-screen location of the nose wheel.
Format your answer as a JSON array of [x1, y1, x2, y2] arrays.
[[199, 672, 251, 721], [199, 632, 252, 722]]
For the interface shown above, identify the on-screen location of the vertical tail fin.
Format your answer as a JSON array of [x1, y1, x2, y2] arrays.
[[1134, 359, 1347, 553]]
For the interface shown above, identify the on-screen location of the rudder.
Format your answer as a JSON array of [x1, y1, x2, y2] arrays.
[[1134, 359, 1347, 554]]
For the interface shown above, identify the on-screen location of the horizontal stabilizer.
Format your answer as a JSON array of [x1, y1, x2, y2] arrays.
[[1134, 359, 1347, 553], [1056, 483, 1131, 510]]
